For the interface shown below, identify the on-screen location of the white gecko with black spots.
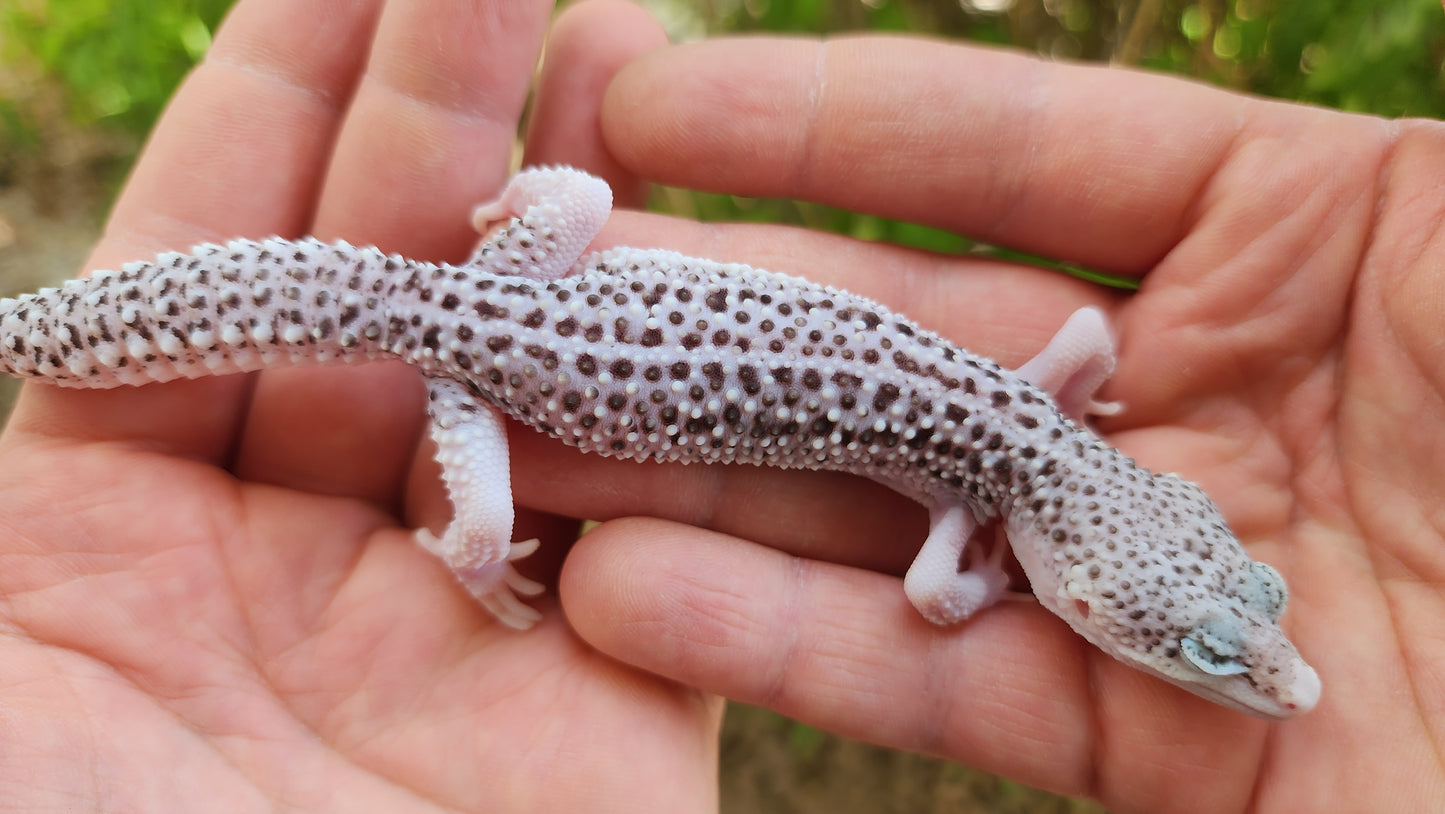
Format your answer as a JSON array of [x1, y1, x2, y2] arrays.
[[0, 166, 1320, 719]]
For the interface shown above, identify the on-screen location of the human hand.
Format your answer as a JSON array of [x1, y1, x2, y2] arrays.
[[544, 34, 1445, 813], [0, 1, 723, 811]]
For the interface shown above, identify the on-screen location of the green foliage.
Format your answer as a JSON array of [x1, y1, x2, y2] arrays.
[[0, 97, 36, 155], [1273, 0, 1445, 116], [1, 0, 231, 135], [786, 720, 826, 760], [705, 0, 1017, 44], [1147, 0, 1445, 117]]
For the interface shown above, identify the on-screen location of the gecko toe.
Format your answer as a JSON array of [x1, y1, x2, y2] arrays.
[[480, 588, 544, 630], [508, 537, 541, 560], [506, 569, 546, 597]]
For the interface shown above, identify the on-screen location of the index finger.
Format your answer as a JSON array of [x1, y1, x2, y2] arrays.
[[602, 36, 1249, 275]]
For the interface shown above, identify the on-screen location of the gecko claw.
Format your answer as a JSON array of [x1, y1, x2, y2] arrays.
[[478, 587, 544, 630], [506, 569, 546, 597], [413, 529, 547, 626], [508, 537, 541, 560], [454, 559, 546, 629]]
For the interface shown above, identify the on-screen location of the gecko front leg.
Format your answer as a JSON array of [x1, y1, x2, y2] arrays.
[[466, 165, 613, 280], [415, 375, 545, 629], [904, 309, 1121, 625], [904, 503, 1011, 625]]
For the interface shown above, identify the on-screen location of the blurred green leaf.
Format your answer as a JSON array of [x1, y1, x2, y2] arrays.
[[1, 0, 232, 134], [786, 721, 826, 760]]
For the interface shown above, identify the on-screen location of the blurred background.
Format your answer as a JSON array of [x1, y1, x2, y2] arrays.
[[2, 1, 1441, 811]]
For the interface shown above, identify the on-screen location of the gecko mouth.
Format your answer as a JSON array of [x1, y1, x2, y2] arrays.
[[1153, 662, 1321, 720]]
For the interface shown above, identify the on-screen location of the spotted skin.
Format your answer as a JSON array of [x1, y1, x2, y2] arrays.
[[0, 167, 1319, 719]]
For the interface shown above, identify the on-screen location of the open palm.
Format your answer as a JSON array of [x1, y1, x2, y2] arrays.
[[6, 1, 1441, 812], [0, 1, 720, 811], [546, 32, 1445, 814]]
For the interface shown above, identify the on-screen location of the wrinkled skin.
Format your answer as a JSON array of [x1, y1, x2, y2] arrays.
[[2, 1, 1444, 813]]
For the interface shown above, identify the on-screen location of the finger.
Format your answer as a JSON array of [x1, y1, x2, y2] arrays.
[[524, 0, 669, 208], [563, 518, 1272, 811], [511, 427, 926, 576], [233, 0, 554, 504], [233, 361, 428, 507], [601, 37, 1256, 274], [313, 0, 552, 254], [560, 517, 1097, 794], [101, 0, 382, 259], [6, 0, 386, 461]]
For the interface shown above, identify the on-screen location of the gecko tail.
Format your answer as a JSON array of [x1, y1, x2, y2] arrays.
[[0, 237, 411, 388]]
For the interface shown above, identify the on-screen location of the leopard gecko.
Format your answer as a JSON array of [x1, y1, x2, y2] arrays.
[[0, 166, 1320, 719]]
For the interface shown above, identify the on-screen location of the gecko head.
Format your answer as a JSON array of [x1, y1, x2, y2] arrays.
[[1066, 550, 1320, 720], [1010, 471, 1320, 719], [1158, 574, 1321, 719]]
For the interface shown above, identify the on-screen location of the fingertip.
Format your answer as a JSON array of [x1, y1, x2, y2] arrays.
[[526, 0, 670, 209]]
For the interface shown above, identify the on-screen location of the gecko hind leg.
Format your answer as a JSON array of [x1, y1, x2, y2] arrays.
[[415, 375, 545, 629], [904, 503, 1013, 625]]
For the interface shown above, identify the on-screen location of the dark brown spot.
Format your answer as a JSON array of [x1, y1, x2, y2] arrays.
[[872, 382, 901, 411], [702, 362, 725, 391], [475, 301, 507, 319]]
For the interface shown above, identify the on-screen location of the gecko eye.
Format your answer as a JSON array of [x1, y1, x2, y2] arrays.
[[1180, 635, 1250, 676]]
